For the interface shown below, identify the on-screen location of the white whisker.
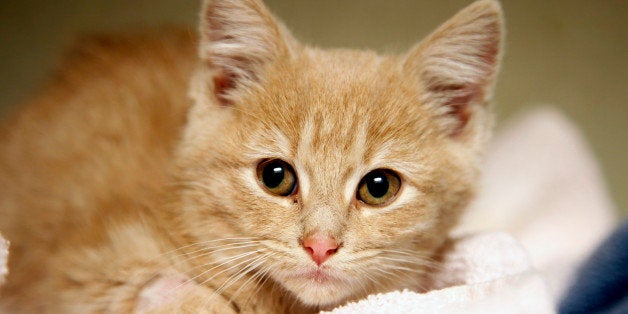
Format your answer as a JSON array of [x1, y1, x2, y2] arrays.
[[170, 250, 260, 295], [201, 252, 272, 309], [125, 237, 261, 291], [226, 253, 275, 305]]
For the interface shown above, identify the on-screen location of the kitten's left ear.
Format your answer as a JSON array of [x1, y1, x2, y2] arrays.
[[404, 0, 503, 138], [198, 0, 298, 106]]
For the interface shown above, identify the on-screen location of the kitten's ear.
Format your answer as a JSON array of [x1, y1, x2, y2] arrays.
[[199, 0, 297, 105], [404, 0, 503, 138]]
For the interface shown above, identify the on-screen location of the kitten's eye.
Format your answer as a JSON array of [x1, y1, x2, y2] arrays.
[[357, 169, 401, 206], [256, 159, 297, 196]]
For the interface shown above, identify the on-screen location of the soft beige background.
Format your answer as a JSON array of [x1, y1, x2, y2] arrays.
[[0, 0, 625, 214]]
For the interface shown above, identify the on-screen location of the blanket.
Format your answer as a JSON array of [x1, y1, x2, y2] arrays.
[[327, 233, 554, 314]]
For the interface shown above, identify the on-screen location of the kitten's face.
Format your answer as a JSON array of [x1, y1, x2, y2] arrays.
[[173, 0, 501, 308]]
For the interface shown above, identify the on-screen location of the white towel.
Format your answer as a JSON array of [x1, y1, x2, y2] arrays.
[[327, 233, 554, 314]]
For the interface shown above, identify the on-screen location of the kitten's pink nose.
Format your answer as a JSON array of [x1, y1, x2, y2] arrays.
[[302, 234, 338, 266]]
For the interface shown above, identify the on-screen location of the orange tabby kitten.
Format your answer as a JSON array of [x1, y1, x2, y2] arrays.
[[0, 0, 502, 312]]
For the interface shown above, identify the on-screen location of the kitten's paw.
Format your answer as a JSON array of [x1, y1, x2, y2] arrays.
[[135, 273, 235, 314]]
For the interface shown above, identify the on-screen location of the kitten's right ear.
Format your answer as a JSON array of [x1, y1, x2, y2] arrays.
[[199, 0, 297, 106]]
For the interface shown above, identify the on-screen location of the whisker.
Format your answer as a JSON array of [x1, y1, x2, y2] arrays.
[[140, 237, 259, 266], [171, 250, 260, 295], [194, 250, 265, 290], [179, 242, 262, 262], [348, 268, 373, 299], [125, 237, 261, 289], [213, 252, 272, 297], [201, 252, 272, 309], [240, 263, 273, 310], [226, 253, 275, 305]]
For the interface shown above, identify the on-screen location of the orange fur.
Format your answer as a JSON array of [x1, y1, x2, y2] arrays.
[[0, 1, 503, 312]]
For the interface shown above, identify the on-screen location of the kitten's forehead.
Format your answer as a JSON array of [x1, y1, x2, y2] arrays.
[[290, 50, 430, 157], [242, 49, 433, 201], [255, 49, 429, 146]]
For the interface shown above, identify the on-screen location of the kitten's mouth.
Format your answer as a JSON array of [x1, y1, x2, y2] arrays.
[[279, 266, 356, 306], [291, 267, 342, 284], [304, 269, 334, 283]]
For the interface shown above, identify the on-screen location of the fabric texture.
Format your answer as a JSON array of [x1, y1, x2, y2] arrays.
[[327, 233, 554, 314]]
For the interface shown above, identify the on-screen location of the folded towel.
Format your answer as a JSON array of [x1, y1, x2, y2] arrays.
[[326, 233, 554, 314], [455, 107, 616, 299]]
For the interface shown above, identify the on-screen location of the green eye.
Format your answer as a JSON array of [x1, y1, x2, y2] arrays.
[[256, 159, 297, 196], [357, 169, 401, 206]]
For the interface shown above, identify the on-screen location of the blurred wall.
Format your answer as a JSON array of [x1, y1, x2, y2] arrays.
[[0, 0, 625, 214]]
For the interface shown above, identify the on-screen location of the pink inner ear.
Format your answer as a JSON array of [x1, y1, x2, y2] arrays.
[[212, 70, 237, 106], [447, 103, 471, 137], [431, 83, 483, 137]]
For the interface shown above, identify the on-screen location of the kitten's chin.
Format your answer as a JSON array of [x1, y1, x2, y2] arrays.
[[279, 268, 358, 308]]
